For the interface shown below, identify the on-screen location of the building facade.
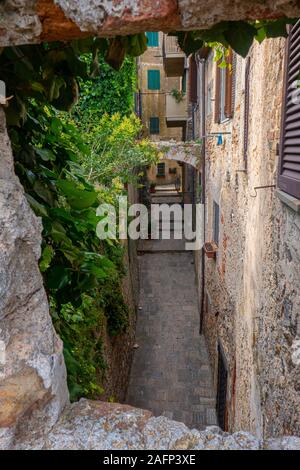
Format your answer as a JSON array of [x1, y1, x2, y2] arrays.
[[138, 28, 300, 438], [137, 32, 194, 191], [192, 32, 300, 438]]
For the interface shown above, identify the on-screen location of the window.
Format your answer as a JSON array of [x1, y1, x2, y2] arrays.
[[215, 49, 235, 123], [157, 163, 165, 177], [278, 20, 300, 199], [181, 69, 187, 93], [189, 54, 198, 103], [243, 57, 251, 169], [147, 70, 160, 90], [216, 344, 228, 431], [213, 201, 220, 246], [149, 117, 160, 134], [146, 32, 159, 47]]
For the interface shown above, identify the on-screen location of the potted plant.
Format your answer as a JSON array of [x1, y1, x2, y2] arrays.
[[204, 241, 218, 259], [150, 183, 156, 193]]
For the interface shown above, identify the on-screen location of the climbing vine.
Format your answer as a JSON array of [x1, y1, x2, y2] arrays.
[[0, 39, 156, 401]]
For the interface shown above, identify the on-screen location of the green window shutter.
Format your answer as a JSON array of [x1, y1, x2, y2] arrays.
[[150, 117, 160, 134], [146, 32, 159, 47], [148, 70, 160, 90]]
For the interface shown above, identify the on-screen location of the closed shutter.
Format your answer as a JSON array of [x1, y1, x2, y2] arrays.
[[215, 63, 221, 123], [189, 54, 198, 103], [147, 70, 160, 90], [149, 117, 160, 134], [279, 20, 300, 199], [225, 49, 235, 119], [243, 57, 251, 170], [146, 32, 159, 47]]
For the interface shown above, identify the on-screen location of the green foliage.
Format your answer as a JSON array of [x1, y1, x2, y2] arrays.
[[0, 38, 156, 401], [77, 112, 158, 185], [172, 18, 297, 58], [9, 100, 131, 400], [72, 54, 137, 131], [170, 88, 185, 104], [51, 294, 107, 401]]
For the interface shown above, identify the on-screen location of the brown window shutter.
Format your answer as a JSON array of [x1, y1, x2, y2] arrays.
[[215, 62, 221, 123], [189, 54, 198, 103], [278, 20, 300, 199], [243, 57, 251, 169], [225, 50, 236, 119]]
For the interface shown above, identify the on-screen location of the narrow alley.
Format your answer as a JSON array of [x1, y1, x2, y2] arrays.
[[126, 188, 217, 430]]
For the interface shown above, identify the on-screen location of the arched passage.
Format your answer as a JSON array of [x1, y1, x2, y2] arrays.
[[156, 141, 202, 170]]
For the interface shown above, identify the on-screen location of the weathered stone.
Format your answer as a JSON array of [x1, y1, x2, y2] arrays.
[[178, 0, 300, 29], [0, 106, 69, 447], [265, 436, 300, 450], [199, 37, 300, 439], [9, 400, 299, 450], [2, 1, 300, 46]]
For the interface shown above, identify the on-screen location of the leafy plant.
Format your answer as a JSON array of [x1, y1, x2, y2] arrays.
[[170, 88, 185, 103], [0, 39, 156, 401], [172, 19, 297, 59]]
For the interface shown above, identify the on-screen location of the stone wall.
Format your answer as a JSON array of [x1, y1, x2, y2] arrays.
[[10, 399, 300, 450], [2, 1, 300, 47], [201, 38, 300, 438], [0, 106, 69, 449]]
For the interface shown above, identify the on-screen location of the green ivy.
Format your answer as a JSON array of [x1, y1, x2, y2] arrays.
[[0, 40, 155, 401]]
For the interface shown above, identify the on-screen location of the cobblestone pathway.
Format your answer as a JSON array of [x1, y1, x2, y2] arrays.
[[126, 249, 217, 430]]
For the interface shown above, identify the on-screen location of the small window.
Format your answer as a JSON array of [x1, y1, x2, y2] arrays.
[[147, 70, 160, 90], [149, 117, 160, 134], [216, 344, 228, 431], [189, 54, 198, 103], [146, 32, 159, 47], [215, 50, 235, 123], [181, 69, 187, 93], [157, 162, 165, 177], [213, 201, 220, 246]]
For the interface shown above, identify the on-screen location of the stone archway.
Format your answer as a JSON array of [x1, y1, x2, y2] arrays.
[[156, 141, 202, 170]]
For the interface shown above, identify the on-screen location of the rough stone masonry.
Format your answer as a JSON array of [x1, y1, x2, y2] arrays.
[[2, 1, 300, 46]]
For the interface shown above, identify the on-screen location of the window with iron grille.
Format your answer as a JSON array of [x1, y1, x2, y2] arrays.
[[213, 201, 220, 246], [149, 117, 160, 134], [216, 344, 228, 431], [147, 69, 160, 90], [278, 20, 300, 199], [146, 32, 159, 47], [215, 49, 235, 123], [157, 162, 165, 177]]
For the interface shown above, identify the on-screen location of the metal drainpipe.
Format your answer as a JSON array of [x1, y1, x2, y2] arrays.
[[198, 56, 206, 335]]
